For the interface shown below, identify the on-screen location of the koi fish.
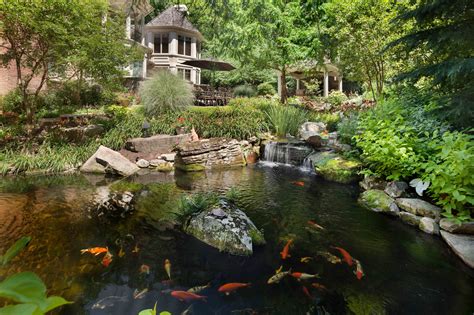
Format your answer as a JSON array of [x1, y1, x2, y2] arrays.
[[353, 259, 364, 280], [280, 239, 293, 259], [91, 296, 128, 309], [102, 251, 113, 267], [308, 220, 325, 230], [311, 283, 327, 291], [332, 246, 354, 266], [133, 288, 148, 299], [300, 257, 312, 263], [132, 244, 140, 253], [317, 251, 342, 264], [81, 247, 108, 256], [187, 283, 211, 294], [140, 264, 150, 275], [171, 291, 207, 302], [118, 247, 125, 258], [267, 269, 291, 284], [275, 265, 283, 273], [291, 272, 319, 280], [218, 283, 251, 295], [164, 259, 171, 279], [302, 286, 312, 298], [292, 181, 305, 187]]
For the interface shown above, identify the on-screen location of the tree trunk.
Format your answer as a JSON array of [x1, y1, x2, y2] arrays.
[[280, 68, 288, 104]]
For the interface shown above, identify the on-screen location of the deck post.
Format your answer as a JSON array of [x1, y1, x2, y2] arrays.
[[338, 76, 343, 92], [323, 71, 329, 97], [277, 72, 282, 98]]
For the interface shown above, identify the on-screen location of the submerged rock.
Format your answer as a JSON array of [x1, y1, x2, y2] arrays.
[[395, 198, 441, 221], [440, 231, 474, 268], [185, 200, 264, 256], [309, 151, 361, 183], [89, 187, 136, 219], [81, 145, 139, 176], [419, 217, 440, 235], [399, 212, 422, 226], [440, 219, 474, 235], [358, 189, 399, 216]]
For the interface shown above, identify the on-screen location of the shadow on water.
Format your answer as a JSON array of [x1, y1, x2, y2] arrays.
[[0, 166, 473, 315]]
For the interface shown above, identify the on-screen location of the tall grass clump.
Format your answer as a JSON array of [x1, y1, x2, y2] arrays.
[[264, 104, 306, 137], [175, 192, 220, 224], [139, 71, 194, 116]]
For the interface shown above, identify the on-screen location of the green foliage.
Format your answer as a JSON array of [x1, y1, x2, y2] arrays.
[[423, 131, 474, 220], [337, 113, 359, 145], [176, 192, 220, 224], [257, 83, 276, 96], [264, 104, 307, 137], [233, 85, 257, 98], [1, 89, 23, 114], [307, 112, 341, 132], [0, 237, 31, 266], [228, 97, 277, 110], [139, 71, 194, 116], [104, 105, 129, 120], [326, 90, 348, 107], [225, 187, 241, 203]]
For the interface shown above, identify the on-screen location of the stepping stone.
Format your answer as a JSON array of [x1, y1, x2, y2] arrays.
[[440, 231, 474, 268]]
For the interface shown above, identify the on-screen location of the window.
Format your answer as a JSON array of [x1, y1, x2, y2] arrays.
[[177, 68, 184, 78], [154, 33, 169, 54], [185, 37, 192, 56], [178, 35, 192, 56], [178, 35, 184, 55], [185, 69, 191, 81]]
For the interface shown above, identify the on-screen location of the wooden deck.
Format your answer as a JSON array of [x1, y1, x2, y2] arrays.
[[193, 84, 233, 106]]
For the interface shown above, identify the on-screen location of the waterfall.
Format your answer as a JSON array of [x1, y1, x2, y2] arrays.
[[262, 141, 314, 170]]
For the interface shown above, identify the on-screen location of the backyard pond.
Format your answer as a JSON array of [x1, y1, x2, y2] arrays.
[[0, 165, 473, 314]]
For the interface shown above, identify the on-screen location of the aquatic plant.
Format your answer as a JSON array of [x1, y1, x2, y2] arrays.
[[264, 104, 307, 137], [175, 192, 220, 225], [225, 187, 241, 203]]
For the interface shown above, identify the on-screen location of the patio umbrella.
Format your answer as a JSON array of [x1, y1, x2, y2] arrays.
[[181, 59, 236, 71]]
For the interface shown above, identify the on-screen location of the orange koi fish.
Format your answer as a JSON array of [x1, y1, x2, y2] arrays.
[[102, 251, 113, 267], [291, 272, 319, 280], [353, 259, 364, 280], [140, 264, 150, 274], [311, 283, 327, 291], [332, 246, 354, 266], [171, 291, 207, 302], [292, 181, 305, 187], [302, 286, 312, 298], [308, 220, 325, 230], [164, 259, 171, 279], [218, 283, 251, 295], [81, 247, 108, 256], [280, 239, 293, 259]]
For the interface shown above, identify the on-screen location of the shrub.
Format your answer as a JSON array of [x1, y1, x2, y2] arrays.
[[337, 113, 359, 145], [305, 78, 322, 96], [233, 85, 257, 98], [257, 82, 276, 96], [1, 89, 23, 114], [423, 131, 474, 220], [264, 104, 306, 137], [307, 112, 341, 131], [228, 97, 277, 111], [139, 71, 194, 116], [326, 90, 348, 107], [104, 104, 129, 120]]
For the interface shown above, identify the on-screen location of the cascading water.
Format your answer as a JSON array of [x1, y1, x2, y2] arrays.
[[262, 141, 314, 171]]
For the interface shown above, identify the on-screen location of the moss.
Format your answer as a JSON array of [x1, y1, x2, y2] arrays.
[[312, 152, 361, 183], [109, 180, 144, 193], [358, 189, 394, 212], [175, 163, 206, 172], [154, 162, 174, 172], [134, 183, 182, 225], [249, 228, 266, 246]]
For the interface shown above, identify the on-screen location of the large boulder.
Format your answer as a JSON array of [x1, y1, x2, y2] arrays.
[[399, 211, 422, 226], [125, 134, 192, 154], [440, 219, 474, 235], [299, 122, 327, 140], [395, 198, 441, 221], [80, 146, 139, 176], [419, 217, 440, 235], [384, 181, 409, 198], [359, 176, 387, 191], [175, 138, 245, 172], [308, 151, 361, 183], [440, 231, 474, 268], [359, 189, 400, 216], [185, 200, 264, 256]]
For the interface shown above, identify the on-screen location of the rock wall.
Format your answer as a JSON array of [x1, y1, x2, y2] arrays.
[[174, 138, 246, 171]]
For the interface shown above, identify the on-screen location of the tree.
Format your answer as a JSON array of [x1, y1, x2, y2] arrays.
[[0, 0, 141, 124], [389, 0, 474, 128], [322, 0, 406, 100]]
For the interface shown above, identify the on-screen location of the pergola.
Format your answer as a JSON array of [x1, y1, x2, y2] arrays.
[[278, 60, 343, 98]]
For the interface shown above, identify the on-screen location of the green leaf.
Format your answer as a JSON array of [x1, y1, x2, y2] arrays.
[[160, 312, 171, 315], [1, 236, 31, 266], [0, 272, 46, 306], [40, 296, 72, 313], [138, 310, 154, 315], [0, 304, 38, 315]]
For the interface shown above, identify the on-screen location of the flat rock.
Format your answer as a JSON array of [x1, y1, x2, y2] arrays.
[[299, 122, 326, 141], [395, 198, 441, 221], [419, 217, 440, 235], [440, 219, 474, 235], [160, 153, 176, 162], [125, 134, 191, 154], [440, 231, 474, 268], [80, 145, 139, 176], [358, 189, 399, 216], [399, 212, 422, 226], [136, 159, 150, 168], [384, 181, 408, 198], [309, 151, 361, 184]]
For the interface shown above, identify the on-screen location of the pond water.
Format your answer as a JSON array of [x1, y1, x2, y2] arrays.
[[0, 165, 473, 315]]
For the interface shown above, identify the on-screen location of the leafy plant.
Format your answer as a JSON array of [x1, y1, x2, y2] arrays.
[[307, 112, 341, 132], [337, 113, 359, 145], [326, 90, 348, 107], [234, 85, 257, 98], [175, 192, 220, 224], [1, 236, 31, 266], [257, 82, 276, 96], [264, 104, 307, 137], [139, 71, 194, 116]]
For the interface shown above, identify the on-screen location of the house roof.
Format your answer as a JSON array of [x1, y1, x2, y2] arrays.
[[146, 6, 202, 38], [110, 0, 154, 19]]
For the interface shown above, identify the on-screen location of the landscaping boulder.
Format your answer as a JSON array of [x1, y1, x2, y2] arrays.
[[136, 159, 150, 168], [419, 217, 440, 235], [125, 134, 192, 154], [440, 219, 474, 235], [160, 153, 176, 162], [359, 176, 387, 191], [80, 146, 139, 176], [440, 231, 474, 268], [299, 122, 327, 140], [384, 181, 409, 198], [399, 212, 422, 226], [185, 200, 265, 256], [395, 198, 441, 221], [358, 189, 400, 216], [308, 151, 361, 183], [175, 138, 245, 172]]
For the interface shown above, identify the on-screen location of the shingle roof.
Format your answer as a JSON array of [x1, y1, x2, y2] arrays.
[[146, 6, 200, 34]]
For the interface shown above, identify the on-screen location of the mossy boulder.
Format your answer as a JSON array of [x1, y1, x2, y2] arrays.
[[309, 151, 361, 183], [358, 189, 400, 216], [184, 200, 264, 256]]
